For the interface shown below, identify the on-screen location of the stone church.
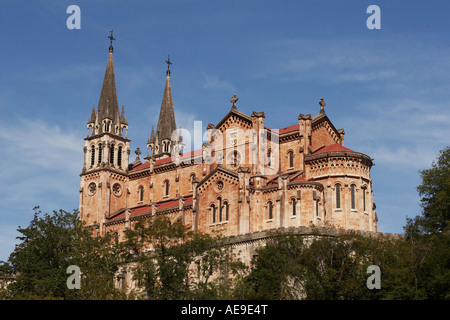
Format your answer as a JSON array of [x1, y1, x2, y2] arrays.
[[79, 40, 378, 262]]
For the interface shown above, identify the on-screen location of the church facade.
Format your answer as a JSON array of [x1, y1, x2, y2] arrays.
[[79, 43, 378, 256]]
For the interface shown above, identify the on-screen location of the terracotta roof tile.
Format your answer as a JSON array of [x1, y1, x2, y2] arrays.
[[312, 144, 353, 154]]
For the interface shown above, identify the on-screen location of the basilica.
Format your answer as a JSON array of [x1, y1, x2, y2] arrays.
[[79, 40, 378, 261]]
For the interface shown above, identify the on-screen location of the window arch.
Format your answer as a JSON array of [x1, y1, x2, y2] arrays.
[[224, 201, 229, 221], [268, 201, 273, 220], [189, 173, 196, 191], [351, 184, 356, 210], [211, 204, 216, 224], [164, 180, 169, 197], [218, 197, 222, 222], [288, 151, 294, 168], [138, 186, 144, 202], [90, 145, 95, 167], [291, 198, 296, 216], [98, 143, 103, 164], [110, 144, 115, 165], [335, 184, 341, 209], [362, 186, 367, 212], [117, 146, 123, 168]]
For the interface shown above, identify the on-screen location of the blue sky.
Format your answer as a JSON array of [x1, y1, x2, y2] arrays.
[[1, 0, 449, 261]]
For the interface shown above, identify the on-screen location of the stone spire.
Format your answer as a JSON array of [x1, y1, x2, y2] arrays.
[[149, 125, 155, 144], [94, 35, 121, 135], [88, 104, 96, 124], [153, 56, 177, 156]]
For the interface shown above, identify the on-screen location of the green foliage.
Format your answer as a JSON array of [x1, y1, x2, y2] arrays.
[[5, 207, 128, 300], [412, 146, 450, 235], [123, 216, 244, 300]]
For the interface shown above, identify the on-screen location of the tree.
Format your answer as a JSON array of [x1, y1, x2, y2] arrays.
[[123, 215, 243, 299], [6, 207, 127, 299], [413, 146, 450, 235]]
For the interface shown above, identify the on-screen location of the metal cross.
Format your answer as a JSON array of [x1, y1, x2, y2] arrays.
[[108, 30, 115, 46], [165, 55, 172, 71]]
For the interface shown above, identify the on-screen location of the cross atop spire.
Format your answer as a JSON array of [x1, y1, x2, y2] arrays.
[[165, 55, 172, 75], [108, 30, 115, 53], [230, 94, 238, 110]]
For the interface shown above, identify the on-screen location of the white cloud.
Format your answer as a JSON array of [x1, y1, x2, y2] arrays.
[[202, 73, 235, 91], [0, 117, 82, 213]]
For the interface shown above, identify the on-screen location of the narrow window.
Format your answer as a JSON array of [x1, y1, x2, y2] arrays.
[[190, 174, 196, 191], [267, 149, 272, 167], [268, 201, 273, 220], [110, 145, 115, 165], [211, 204, 216, 224], [118, 146, 122, 168], [292, 198, 296, 216], [288, 151, 294, 168], [336, 184, 341, 209], [363, 188, 366, 212], [164, 180, 169, 197], [224, 202, 229, 221], [351, 185, 356, 209], [316, 200, 319, 216], [98, 143, 103, 163], [90, 145, 95, 166], [139, 187, 144, 202], [218, 197, 222, 222]]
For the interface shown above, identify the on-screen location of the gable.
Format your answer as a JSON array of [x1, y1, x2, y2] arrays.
[[311, 114, 342, 149], [197, 165, 239, 196]]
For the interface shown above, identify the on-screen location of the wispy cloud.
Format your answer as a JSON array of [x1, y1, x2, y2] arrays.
[[202, 73, 235, 91], [0, 117, 82, 211]]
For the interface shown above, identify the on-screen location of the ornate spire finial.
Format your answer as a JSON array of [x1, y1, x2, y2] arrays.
[[319, 97, 326, 114], [165, 55, 172, 75], [230, 94, 238, 110], [108, 30, 115, 53]]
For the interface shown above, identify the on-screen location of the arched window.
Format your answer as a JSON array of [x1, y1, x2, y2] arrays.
[[268, 201, 273, 220], [118, 146, 122, 168], [138, 186, 144, 202], [335, 184, 341, 209], [218, 197, 222, 222], [110, 144, 115, 165], [90, 145, 95, 167], [98, 143, 103, 164], [189, 173, 196, 191], [291, 198, 296, 216], [211, 204, 216, 224], [288, 151, 294, 168], [351, 185, 356, 209], [224, 201, 229, 221], [363, 187, 366, 212], [164, 180, 169, 197]]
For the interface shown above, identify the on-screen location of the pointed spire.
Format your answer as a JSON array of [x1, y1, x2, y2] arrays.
[[88, 104, 96, 124], [150, 125, 155, 144], [178, 126, 183, 143], [120, 105, 127, 124], [95, 32, 120, 134], [155, 56, 177, 152]]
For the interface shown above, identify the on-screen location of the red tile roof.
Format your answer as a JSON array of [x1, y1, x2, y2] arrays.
[[130, 150, 203, 172], [312, 144, 353, 154], [278, 124, 299, 134], [107, 195, 193, 222]]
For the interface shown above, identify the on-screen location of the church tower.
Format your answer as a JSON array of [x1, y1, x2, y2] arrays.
[[80, 31, 131, 230], [147, 56, 183, 159]]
